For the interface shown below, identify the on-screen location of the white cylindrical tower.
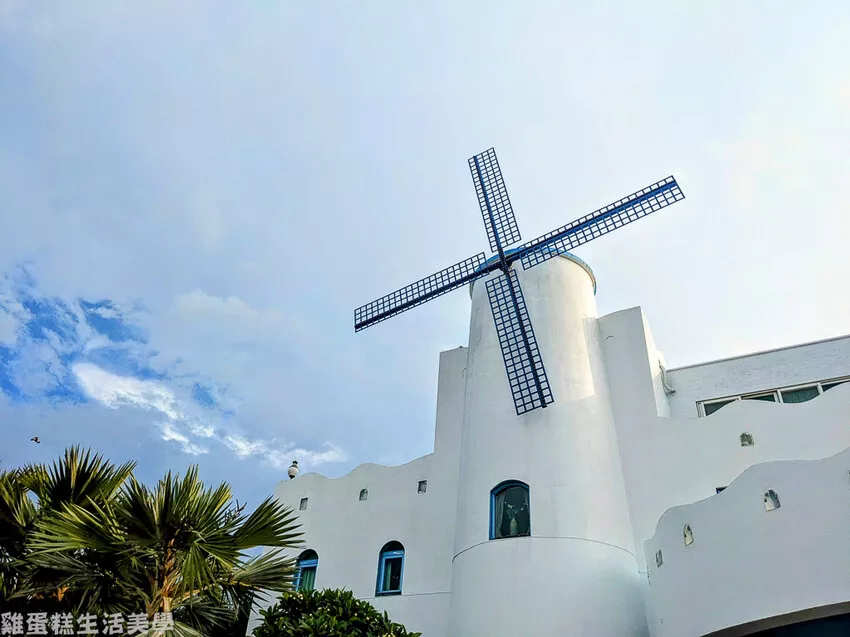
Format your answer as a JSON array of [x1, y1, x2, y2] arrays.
[[447, 253, 646, 637]]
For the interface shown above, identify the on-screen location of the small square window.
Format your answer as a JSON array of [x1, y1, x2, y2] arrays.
[[417, 480, 427, 494], [299, 497, 308, 511]]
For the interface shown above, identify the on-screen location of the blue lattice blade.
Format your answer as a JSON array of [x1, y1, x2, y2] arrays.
[[518, 176, 685, 269], [485, 271, 554, 415], [355, 253, 493, 332], [469, 148, 522, 254]]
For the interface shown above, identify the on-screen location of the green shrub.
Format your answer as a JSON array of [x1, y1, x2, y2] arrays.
[[253, 588, 421, 637]]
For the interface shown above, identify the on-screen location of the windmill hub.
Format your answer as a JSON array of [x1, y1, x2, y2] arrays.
[[474, 248, 597, 295]]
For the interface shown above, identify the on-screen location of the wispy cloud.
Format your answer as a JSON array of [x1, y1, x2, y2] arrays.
[[0, 272, 346, 470], [159, 421, 208, 456], [224, 434, 346, 469], [73, 361, 345, 470]]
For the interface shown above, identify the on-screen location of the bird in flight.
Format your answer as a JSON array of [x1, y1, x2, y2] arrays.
[[30, 436, 40, 444]]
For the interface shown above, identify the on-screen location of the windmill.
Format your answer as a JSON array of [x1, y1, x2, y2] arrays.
[[354, 148, 685, 415]]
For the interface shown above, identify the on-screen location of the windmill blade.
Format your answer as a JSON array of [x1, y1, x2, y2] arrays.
[[355, 252, 492, 332], [518, 176, 684, 269], [469, 148, 522, 254], [486, 270, 554, 415]]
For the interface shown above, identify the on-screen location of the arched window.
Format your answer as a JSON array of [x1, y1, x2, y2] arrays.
[[359, 488, 368, 501], [295, 549, 318, 591], [490, 480, 530, 540], [376, 541, 404, 596]]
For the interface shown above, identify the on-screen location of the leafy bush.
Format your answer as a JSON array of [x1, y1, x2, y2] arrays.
[[253, 589, 421, 637]]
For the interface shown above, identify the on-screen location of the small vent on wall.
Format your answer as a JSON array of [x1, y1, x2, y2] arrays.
[[359, 488, 368, 501], [740, 432, 754, 447], [764, 490, 780, 511], [417, 480, 427, 494], [655, 550, 663, 567], [683, 525, 694, 546], [299, 497, 308, 511]]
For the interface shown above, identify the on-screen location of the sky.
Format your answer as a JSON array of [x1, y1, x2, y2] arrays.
[[1, 2, 848, 509]]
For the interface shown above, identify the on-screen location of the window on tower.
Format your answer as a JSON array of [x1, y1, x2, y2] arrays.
[[295, 549, 318, 592], [490, 480, 531, 540], [376, 541, 405, 596]]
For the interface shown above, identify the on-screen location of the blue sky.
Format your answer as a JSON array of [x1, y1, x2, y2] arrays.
[[1, 2, 848, 507]]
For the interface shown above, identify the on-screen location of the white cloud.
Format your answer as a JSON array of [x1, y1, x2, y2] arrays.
[[225, 434, 347, 470], [0, 309, 16, 345], [73, 362, 345, 470], [73, 362, 183, 420], [0, 293, 29, 345], [159, 421, 208, 456]]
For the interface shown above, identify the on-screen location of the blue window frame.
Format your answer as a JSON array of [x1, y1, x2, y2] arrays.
[[376, 541, 404, 596], [490, 480, 530, 540], [295, 549, 318, 591]]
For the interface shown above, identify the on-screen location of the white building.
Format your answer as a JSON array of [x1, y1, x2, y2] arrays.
[[251, 252, 850, 637]]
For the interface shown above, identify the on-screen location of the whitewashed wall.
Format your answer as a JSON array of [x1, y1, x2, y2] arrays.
[[246, 346, 468, 637], [248, 258, 850, 637], [599, 309, 850, 574], [664, 335, 850, 418], [645, 447, 850, 637], [448, 255, 645, 637]]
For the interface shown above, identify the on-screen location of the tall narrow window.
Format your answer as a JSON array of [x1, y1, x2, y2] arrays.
[[490, 480, 530, 540], [295, 549, 318, 591], [683, 525, 694, 546], [376, 541, 404, 596], [359, 488, 368, 501]]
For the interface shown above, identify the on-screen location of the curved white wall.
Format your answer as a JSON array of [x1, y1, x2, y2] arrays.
[[448, 255, 644, 637], [645, 446, 850, 637], [599, 309, 850, 576], [246, 346, 469, 637], [247, 269, 850, 637]]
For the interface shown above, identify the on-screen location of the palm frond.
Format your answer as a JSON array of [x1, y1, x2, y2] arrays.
[[222, 548, 298, 595], [18, 446, 135, 511], [232, 497, 302, 550]]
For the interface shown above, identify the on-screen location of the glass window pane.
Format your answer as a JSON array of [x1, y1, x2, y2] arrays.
[[822, 380, 847, 391], [495, 485, 530, 538], [299, 566, 316, 591], [703, 400, 733, 416], [742, 393, 776, 402], [780, 386, 820, 403], [382, 557, 402, 592]]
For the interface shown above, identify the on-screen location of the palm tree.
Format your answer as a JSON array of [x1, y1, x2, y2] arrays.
[[1, 446, 135, 612], [0, 468, 38, 610], [27, 464, 303, 636]]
